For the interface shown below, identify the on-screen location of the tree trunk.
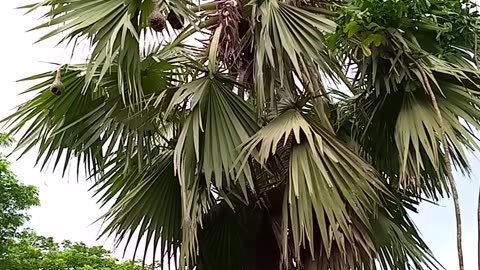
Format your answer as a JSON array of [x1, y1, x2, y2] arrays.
[[423, 70, 464, 270], [252, 215, 281, 270]]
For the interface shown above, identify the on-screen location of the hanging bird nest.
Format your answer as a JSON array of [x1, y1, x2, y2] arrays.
[[149, 6, 167, 32], [167, 11, 184, 30], [50, 68, 64, 96]]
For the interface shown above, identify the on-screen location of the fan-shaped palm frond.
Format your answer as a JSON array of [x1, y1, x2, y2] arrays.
[[168, 75, 258, 192], [25, 0, 201, 109], [252, 0, 338, 116], [28, 0, 144, 107], [3, 65, 113, 174], [238, 108, 389, 268], [95, 148, 182, 266], [2, 44, 198, 175], [372, 190, 440, 270], [163, 74, 259, 267]]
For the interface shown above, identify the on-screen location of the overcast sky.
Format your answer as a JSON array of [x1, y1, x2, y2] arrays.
[[0, 1, 479, 269]]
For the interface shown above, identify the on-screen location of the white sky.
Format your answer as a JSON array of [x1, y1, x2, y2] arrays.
[[0, 1, 479, 269]]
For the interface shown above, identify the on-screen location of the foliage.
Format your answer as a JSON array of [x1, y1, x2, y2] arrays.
[[5, 0, 480, 269], [331, 0, 480, 200], [2, 230, 148, 270], [0, 134, 156, 270], [0, 134, 40, 264]]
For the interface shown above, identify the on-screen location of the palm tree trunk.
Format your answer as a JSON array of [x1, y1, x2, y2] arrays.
[[422, 71, 464, 270], [253, 216, 281, 270]]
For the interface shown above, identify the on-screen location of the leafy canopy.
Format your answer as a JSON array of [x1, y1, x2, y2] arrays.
[[3, 230, 150, 270], [0, 134, 40, 264]]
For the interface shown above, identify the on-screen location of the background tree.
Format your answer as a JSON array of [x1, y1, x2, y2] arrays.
[[0, 133, 154, 270], [3, 230, 148, 270], [4, 0, 480, 269]]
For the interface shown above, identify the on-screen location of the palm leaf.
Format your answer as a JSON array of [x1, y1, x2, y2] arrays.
[[28, 0, 145, 107], [373, 191, 441, 270], [252, 0, 338, 117], [162, 74, 259, 268], [26, 0, 199, 110], [2, 44, 197, 176], [169, 75, 258, 192], [2, 65, 112, 175], [334, 8, 480, 199], [239, 108, 388, 267], [95, 148, 182, 267]]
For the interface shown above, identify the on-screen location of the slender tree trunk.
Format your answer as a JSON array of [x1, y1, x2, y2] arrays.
[[474, 17, 480, 270], [423, 71, 464, 270], [478, 183, 480, 270]]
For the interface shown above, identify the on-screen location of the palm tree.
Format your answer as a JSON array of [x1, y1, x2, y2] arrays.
[[4, 0, 480, 269]]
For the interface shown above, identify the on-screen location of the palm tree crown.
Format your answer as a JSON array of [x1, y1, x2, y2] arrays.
[[4, 0, 480, 269]]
